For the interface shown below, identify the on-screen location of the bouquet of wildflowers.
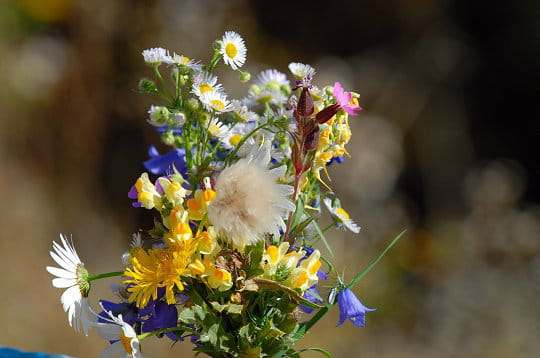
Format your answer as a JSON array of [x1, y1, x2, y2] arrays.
[[46, 31, 404, 357]]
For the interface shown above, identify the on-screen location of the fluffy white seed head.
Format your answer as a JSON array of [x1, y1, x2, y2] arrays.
[[208, 141, 294, 247]]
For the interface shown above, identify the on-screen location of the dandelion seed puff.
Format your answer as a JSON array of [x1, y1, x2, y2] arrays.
[[208, 140, 295, 247]]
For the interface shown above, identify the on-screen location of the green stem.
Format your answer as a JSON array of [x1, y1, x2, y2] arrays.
[[87, 271, 123, 282], [154, 66, 173, 99], [137, 326, 196, 341]]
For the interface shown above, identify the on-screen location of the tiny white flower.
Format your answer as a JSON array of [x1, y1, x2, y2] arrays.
[[201, 91, 233, 113], [141, 47, 170, 65], [46, 234, 94, 335], [323, 198, 361, 234], [192, 71, 224, 101], [255, 69, 290, 90], [219, 121, 256, 150], [230, 99, 258, 122], [288, 62, 316, 79], [220, 31, 247, 70], [131, 232, 143, 248], [95, 309, 142, 358], [166, 52, 203, 71], [207, 117, 230, 139]]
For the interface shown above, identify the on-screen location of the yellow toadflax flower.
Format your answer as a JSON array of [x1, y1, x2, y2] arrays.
[[123, 238, 199, 307], [208, 140, 295, 248]]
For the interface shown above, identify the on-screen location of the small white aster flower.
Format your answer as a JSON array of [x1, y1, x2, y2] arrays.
[[95, 309, 142, 358], [230, 99, 258, 122], [219, 121, 256, 150], [288, 62, 316, 79], [46, 234, 94, 335], [255, 69, 290, 90], [220, 31, 247, 70], [201, 91, 233, 113], [323, 198, 361, 234], [192, 71, 224, 100], [207, 117, 230, 139], [166, 52, 203, 71], [208, 140, 295, 247], [141, 47, 170, 65]]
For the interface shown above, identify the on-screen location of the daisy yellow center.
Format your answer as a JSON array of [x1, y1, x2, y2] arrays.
[[229, 134, 242, 147], [225, 42, 238, 59], [211, 99, 225, 111], [336, 207, 350, 221], [120, 332, 133, 354], [209, 124, 220, 136], [180, 55, 190, 65], [200, 84, 213, 93]]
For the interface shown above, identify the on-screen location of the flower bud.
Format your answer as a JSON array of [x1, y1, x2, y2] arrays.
[[239, 70, 251, 83], [316, 104, 340, 124], [186, 98, 200, 111], [138, 78, 157, 93], [148, 105, 170, 126], [161, 131, 175, 146], [171, 111, 186, 125], [297, 87, 314, 117], [304, 126, 320, 152]]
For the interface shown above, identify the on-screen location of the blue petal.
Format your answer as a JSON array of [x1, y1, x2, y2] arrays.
[[143, 148, 186, 176], [142, 302, 180, 341], [336, 288, 375, 328]]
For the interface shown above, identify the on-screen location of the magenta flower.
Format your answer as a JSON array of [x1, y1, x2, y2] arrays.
[[333, 82, 362, 116]]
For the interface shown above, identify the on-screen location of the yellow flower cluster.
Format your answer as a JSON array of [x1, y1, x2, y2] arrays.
[[261, 242, 322, 292], [124, 173, 233, 307], [311, 100, 355, 185]]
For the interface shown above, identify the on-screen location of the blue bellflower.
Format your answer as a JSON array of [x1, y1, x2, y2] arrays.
[[143, 146, 187, 176], [337, 288, 375, 327], [142, 301, 182, 341]]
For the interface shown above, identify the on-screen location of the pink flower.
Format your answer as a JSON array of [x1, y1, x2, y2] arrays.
[[333, 82, 362, 116]]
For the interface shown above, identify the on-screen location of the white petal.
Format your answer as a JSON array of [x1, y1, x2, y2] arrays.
[[53, 277, 77, 288], [47, 266, 76, 279], [269, 165, 287, 180], [50, 251, 77, 272], [100, 342, 123, 358], [95, 322, 121, 340]]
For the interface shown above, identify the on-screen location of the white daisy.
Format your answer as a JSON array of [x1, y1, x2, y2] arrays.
[[201, 91, 233, 113], [323, 197, 361, 234], [219, 121, 256, 150], [192, 71, 224, 101], [141, 47, 170, 65], [207, 117, 230, 139], [46, 234, 94, 335], [220, 31, 247, 70], [230, 99, 258, 122], [255, 69, 290, 91], [165, 52, 203, 71], [288, 62, 316, 79], [208, 139, 296, 247], [95, 309, 142, 358]]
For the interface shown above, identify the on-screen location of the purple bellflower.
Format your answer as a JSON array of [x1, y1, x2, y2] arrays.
[[337, 287, 375, 328]]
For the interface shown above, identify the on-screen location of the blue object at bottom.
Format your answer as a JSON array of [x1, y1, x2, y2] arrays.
[[0, 348, 70, 358]]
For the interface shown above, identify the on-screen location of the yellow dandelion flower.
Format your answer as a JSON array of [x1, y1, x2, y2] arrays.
[[123, 239, 199, 307]]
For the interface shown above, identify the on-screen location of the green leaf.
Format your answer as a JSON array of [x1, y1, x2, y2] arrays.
[[253, 278, 324, 309], [309, 217, 334, 258], [296, 347, 333, 358], [289, 196, 305, 233], [347, 229, 406, 289], [178, 307, 196, 324]]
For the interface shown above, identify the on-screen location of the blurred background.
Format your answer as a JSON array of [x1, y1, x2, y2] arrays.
[[1, 0, 539, 357]]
